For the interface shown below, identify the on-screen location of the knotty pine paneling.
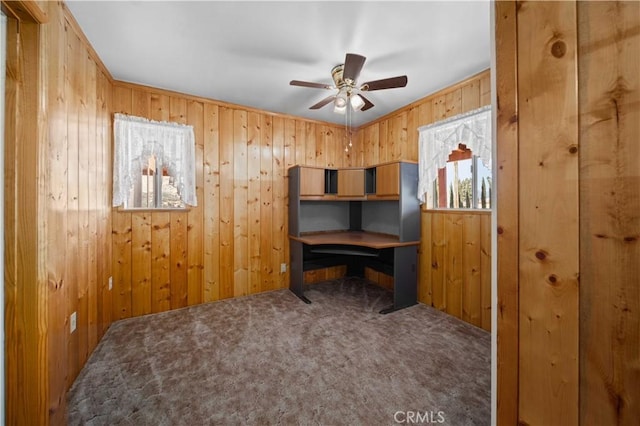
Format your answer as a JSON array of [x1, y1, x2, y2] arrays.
[[517, 2, 579, 424], [577, 1, 640, 424], [420, 211, 491, 331], [495, 1, 639, 423], [304, 266, 348, 285], [110, 83, 355, 318], [357, 70, 492, 331], [4, 1, 113, 424]]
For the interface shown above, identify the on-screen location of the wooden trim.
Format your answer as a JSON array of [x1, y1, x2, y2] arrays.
[[117, 207, 191, 213], [495, 1, 519, 424], [424, 209, 491, 215], [4, 15, 49, 425], [1, 0, 48, 23]]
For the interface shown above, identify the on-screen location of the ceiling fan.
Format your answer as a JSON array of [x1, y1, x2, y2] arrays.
[[290, 53, 408, 114]]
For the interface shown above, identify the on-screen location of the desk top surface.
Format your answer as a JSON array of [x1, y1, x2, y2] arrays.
[[289, 231, 419, 249]]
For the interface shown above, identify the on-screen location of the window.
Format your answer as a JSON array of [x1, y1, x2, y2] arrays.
[[128, 156, 185, 209], [113, 114, 197, 209], [432, 144, 492, 209], [417, 106, 492, 209]]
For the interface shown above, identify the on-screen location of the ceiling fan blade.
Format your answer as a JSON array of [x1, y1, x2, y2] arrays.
[[360, 75, 408, 91], [358, 94, 375, 111], [290, 80, 333, 90], [343, 53, 366, 83], [310, 95, 336, 110]]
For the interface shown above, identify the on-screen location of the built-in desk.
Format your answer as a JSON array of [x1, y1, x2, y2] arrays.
[[289, 231, 419, 313], [288, 162, 420, 314]]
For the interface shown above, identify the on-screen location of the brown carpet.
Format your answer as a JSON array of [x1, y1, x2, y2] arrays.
[[67, 279, 491, 425]]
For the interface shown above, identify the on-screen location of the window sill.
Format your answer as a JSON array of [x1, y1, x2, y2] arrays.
[[423, 207, 492, 214], [116, 207, 191, 213]]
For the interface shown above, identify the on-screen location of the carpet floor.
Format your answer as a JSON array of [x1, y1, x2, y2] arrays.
[[67, 279, 491, 425]]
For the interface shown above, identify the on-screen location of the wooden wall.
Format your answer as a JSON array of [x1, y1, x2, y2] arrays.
[[496, 1, 639, 424], [110, 82, 355, 319], [3, 1, 113, 425], [356, 69, 492, 331], [578, 2, 639, 424], [420, 211, 491, 331]]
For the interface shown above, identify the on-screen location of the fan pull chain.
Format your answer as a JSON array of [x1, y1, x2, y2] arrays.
[[344, 103, 353, 153]]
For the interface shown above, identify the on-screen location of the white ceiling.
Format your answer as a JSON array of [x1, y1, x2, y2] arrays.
[[66, 1, 491, 127]]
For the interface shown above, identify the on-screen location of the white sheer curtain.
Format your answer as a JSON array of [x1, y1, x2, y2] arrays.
[[113, 113, 197, 207], [417, 105, 492, 207]]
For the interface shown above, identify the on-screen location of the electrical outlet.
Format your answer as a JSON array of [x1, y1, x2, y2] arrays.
[[70, 312, 77, 334], [280, 263, 287, 273], [109, 276, 113, 290]]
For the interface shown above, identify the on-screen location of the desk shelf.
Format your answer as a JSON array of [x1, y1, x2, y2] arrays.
[[288, 162, 420, 313]]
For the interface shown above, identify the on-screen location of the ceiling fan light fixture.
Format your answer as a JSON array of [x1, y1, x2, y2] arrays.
[[335, 90, 348, 108], [334, 103, 347, 114], [350, 94, 365, 111]]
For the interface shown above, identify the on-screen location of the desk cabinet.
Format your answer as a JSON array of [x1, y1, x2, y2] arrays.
[[299, 166, 326, 196], [375, 163, 400, 196], [337, 169, 365, 197], [288, 161, 420, 313]]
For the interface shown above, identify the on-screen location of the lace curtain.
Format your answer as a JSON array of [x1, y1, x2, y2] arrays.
[[113, 113, 197, 207], [417, 105, 492, 207]]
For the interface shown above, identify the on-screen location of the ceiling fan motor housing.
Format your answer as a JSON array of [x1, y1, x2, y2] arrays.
[[331, 64, 348, 89]]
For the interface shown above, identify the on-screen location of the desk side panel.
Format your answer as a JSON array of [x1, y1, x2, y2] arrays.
[[394, 245, 418, 309], [289, 239, 304, 296], [288, 166, 300, 237], [399, 162, 420, 242]]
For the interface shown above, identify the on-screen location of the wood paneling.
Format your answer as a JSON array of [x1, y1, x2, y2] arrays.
[[4, 1, 113, 424], [495, 1, 638, 424], [462, 214, 482, 326], [578, 1, 640, 424], [420, 211, 491, 331], [517, 2, 579, 424], [260, 114, 274, 292], [131, 212, 152, 316], [110, 84, 353, 317], [233, 109, 248, 297], [364, 267, 394, 291], [358, 70, 492, 331], [203, 103, 221, 302], [45, 7, 69, 423], [304, 266, 348, 284]]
